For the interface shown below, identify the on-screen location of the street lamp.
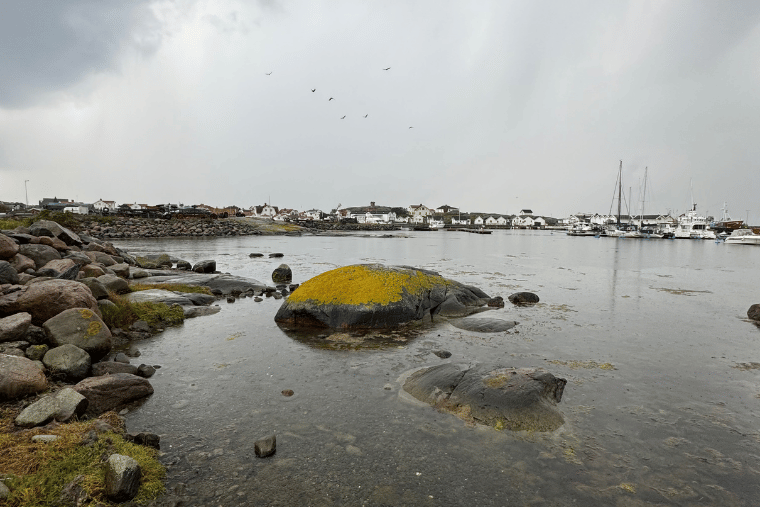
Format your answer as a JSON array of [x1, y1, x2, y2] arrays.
[[24, 180, 29, 209]]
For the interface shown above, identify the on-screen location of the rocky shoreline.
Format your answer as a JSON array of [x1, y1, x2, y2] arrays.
[[0, 218, 279, 504]]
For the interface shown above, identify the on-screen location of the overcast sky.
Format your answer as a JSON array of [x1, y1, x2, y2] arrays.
[[1, 0, 759, 221]]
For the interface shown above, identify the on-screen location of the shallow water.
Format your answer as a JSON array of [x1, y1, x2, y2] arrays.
[[115, 230, 760, 506]]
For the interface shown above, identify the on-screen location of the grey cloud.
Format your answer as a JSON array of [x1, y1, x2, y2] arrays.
[[0, 0, 163, 109]]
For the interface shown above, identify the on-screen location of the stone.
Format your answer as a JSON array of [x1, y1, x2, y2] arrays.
[[105, 454, 141, 502], [110, 263, 130, 278], [249, 253, 264, 258], [31, 434, 60, 443], [25, 324, 47, 345], [449, 317, 519, 333], [227, 296, 235, 303], [97, 274, 130, 294], [176, 260, 192, 270], [487, 296, 505, 308], [131, 268, 150, 279], [92, 361, 139, 376], [126, 432, 160, 449], [748, 304, 760, 321], [269, 253, 284, 258], [0, 354, 48, 400], [0, 261, 19, 285], [184, 305, 221, 318], [25, 344, 48, 360], [0, 312, 32, 342], [15, 387, 89, 427], [64, 251, 92, 266], [41, 258, 76, 274], [403, 364, 566, 431], [80, 277, 110, 300], [281, 389, 294, 397], [192, 259, 216, 273], [73, 373, 154, 416], [137, 364, 156, 378], [35, 267, 60, 278], [0, 279, 100, 326], [43, 344, 92, 381], [85, 251, 117, 267], [272, 264, 293, 284], [274, 264, 491, 329], [80, 264, 106, 278], [254, 434, 277, 457], [43, 307, 112, 361], [28, 220, 82, 246], [0, 233, 20, 260], [10, 253, 35, 273], [0, 480, 8, 500], [433, 350, 452, 359], [184, 293, 216, 306], [124, 289, 193, 306], [57, 264, 81, 281], [508, 292, 540, 305], [254, 297, 263, 302], [19, 243, 62, 269]]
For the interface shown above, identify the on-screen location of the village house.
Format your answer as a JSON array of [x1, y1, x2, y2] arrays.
[[251, 204, 279, 218], [273, 208, 297, 221], [92, 199, 117, 212], [345, 202, 397, 223], [408, 204, 433, 224], [436, 204, 459, 214], [451, 213, 471, 225], [473, 215, 484, 226], [303, 209, 323, 220]]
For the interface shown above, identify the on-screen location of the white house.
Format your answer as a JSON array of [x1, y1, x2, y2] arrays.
[[93, 199, 116, 212], [496, 216, 509, 226], [129, 203, 143, 210], [252, 204, 279, 218], [63, 206, 89, 215], [304, 209, 323, 220], [436, 204, 459, 214], [485, 216, 499, 226], [408, 204, 433, 223], [273, 208, 297, 221], [452, 216, 470, 225], [473, 215, 484, 225]]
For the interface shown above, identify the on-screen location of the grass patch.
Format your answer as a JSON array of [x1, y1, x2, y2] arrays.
[[0, 218, 26, 230], [0, 410, 165, 506], [100, 294, 184, 329], [130, 283, 213, 295]]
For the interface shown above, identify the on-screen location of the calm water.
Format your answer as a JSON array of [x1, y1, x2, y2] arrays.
[[114, 230, 760, 506]]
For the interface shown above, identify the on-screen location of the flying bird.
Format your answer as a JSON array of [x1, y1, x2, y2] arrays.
[[311, 88, 316, 92], [364, 114, 368, 118], [328, 97, 334, 101], [265, 72, 272, 75], [409, 126, 413, 129], [341, 116, 346, 119], [383, 67, 391, 70]]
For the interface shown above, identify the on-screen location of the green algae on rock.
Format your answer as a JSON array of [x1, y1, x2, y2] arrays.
[[275, 264, 491, 329]]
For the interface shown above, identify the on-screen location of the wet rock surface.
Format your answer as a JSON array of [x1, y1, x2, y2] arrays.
[[449, 316, 519, 333], [508, 292, 540, 305], [748, 304, 760, 321], [403, 363, 566, 431]]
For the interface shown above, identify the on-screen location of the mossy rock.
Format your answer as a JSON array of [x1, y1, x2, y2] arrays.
[[403, 364, 567, 431], [274, 264, 491, 329]]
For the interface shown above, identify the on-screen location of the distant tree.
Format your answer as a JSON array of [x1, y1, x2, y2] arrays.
[[391, 207, 408, 218]]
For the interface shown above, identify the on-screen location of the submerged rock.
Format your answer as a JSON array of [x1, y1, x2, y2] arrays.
[[403, 363, 566, 431], [508, 292, 540, 305], [748, 304, 760, 321], [274, 264, 491, 329], [449, 317, 519, 333]]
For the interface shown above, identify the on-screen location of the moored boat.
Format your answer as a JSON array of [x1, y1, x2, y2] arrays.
[[724, 229, 760, 245]]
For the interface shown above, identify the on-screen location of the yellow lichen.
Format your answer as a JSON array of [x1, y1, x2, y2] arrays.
[[287, 265, 448, 306], [78, 308, 93, 319], [619, 483, 636, 494], [86, 321, 101, 336]]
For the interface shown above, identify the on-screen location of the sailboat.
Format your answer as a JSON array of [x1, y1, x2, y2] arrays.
[[674, 181, 717, 239], [605, 161, 627, 237]]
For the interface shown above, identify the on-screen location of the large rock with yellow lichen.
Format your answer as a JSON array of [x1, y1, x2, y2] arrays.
[[403, 364, 566, 431], [42, 307, 112, 361], [0, 279, 100, 325], [274, 264, 491, 329]]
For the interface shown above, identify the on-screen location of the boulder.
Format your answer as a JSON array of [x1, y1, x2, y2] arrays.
[[73, 373, 154, 416], [80, 277, 109, 300], [57, 264, 81, 281], [19, 244, 62, 269], [0, 312, 32, 342], [10, 253, 36, 273], [131, 268, 150, 279], [403, 363, 566, 431], [0, 354, 48, 400], [110, 263, 130, 278], [14, 387, 89, 427], [134, 272, 265, 296], [176, 260, 192, 270], [0, 279, 100, 325], [43, 344, 92, 381], [184, 306, 221, 318], [183, 293, 216, 306], [81, 264, 107, 278], [105, 454, 141, 502], [64, 251, 93, 266], [274, 264, 491, 329], [508, 292, 540, 305], [0, 234, 20, 260], [0, 261, 19, 285], [748, 304, 760, 321], [39, 236, 69, 252], [92, 361, 139, 376], [43, 308, 112, 361], [85, 251, 116, 266], [97, 274, 129, 294], [28, 220, 82, 246], [272, 264, 293, 284], [25, 344, 48, 360], [192, 260, 216, 273], [42, 258, 76, 274]]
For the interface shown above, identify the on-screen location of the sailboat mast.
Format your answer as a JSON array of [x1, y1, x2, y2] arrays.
[[617, 160, 622, 228], [641, 167, 648, 227]]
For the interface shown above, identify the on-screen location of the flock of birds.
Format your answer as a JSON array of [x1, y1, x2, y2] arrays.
[[265, 67, 413, 129]]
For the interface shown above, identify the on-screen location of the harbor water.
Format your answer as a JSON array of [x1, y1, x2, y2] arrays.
[[115, 230, 760, 506]]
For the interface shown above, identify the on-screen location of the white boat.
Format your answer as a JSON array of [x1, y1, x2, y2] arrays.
[[724, 229, 760, 245], [675, 204, 716, 239]]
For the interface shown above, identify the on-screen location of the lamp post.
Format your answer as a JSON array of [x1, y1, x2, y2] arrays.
[[24, 180, 29, 209]]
